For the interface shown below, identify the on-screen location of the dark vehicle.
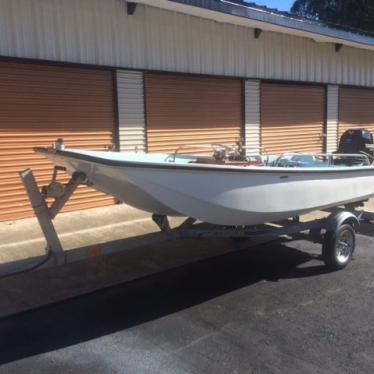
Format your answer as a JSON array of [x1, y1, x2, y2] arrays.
[[338, 128, 374, 159]]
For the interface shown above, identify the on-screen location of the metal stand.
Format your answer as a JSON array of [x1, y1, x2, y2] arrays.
[[152, 214, 171, 232], [19, 168, 86, 266]]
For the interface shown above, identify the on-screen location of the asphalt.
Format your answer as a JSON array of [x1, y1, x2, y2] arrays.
[[0, 226, 373, 374]]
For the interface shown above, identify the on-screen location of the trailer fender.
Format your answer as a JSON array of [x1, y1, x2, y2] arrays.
[[325, 211, 360, 232]]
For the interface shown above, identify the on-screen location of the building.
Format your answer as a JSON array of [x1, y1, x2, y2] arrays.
[[1, 0, 374, 222]]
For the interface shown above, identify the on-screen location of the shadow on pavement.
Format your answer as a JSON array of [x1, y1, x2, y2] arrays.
[[0, 241, 327, 365], [357, 222, 374, 237]]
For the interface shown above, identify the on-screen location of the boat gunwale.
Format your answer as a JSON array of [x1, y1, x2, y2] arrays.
[[34, 147, 374, 174]]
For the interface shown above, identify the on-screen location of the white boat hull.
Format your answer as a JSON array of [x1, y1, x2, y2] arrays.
[[37, 149, 374, 226]]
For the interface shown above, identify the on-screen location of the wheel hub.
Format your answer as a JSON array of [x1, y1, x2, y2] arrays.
[[336, 229, 354, 263]]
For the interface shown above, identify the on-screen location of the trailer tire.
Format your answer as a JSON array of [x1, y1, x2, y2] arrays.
[[322, 224, 355, 270]]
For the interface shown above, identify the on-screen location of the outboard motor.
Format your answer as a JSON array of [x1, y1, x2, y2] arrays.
[[337, 129, 374, 160]]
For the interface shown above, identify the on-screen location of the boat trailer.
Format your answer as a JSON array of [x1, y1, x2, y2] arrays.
[[19, 167, 373, 272], [152, 210, 362, 270]]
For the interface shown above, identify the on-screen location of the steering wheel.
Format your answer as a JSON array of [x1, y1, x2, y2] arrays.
[[211, 144, 237, 160]]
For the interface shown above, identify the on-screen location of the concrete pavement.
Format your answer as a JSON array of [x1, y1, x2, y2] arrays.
[[0, 208, 253, 318], [0, 204, 196, 277], [0, 204, 161, 264]]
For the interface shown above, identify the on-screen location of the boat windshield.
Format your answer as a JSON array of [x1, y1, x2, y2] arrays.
[[166, 144, 372, 168], [270, 153, 371, 168]]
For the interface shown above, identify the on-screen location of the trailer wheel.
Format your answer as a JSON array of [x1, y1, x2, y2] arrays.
[[322, 224, 355, 270]]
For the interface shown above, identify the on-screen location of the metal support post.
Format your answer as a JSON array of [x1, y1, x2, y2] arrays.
[[152, 214, 171, 232], [19, 169, 65, 265], [178, 217, 197, 230]]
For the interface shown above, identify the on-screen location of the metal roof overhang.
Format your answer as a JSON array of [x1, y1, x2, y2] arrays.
[[135, 0, 374, 52]]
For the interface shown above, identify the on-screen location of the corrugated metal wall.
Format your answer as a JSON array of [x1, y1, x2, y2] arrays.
[[1, 0, 374, 87], [326, 85, 339, 153], [261, 83, 325, 154], [144, 73, 242, 154], [0, 61, 115, 222], [117, 70, 146, 153], [339, 87, 374, 136], [244, 80, 261, 152]]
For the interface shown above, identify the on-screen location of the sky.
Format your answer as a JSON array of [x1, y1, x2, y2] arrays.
[[251, 0, 295, 11]]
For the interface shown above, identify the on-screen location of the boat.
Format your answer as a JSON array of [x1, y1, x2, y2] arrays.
[[34, 139, 374, 226]]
